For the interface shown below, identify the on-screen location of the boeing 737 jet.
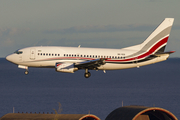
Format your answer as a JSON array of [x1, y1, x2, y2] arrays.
[[6, 18, 175, 78]]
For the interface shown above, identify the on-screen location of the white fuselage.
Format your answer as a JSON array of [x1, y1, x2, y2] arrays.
[[6, 46, 169, 70]]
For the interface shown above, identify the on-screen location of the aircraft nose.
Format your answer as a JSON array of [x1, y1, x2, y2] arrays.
[[6, 54, 13, 62]]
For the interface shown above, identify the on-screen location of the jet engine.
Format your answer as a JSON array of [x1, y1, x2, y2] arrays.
[[55, 62, 78, 73]]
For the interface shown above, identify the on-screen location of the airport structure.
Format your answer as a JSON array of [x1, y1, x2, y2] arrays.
[[0, 113, 100, 120], [105, 105, 178, 120], [0, 105, 178, 120]]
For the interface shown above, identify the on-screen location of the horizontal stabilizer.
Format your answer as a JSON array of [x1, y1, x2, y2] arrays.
[[151, 51, 175, 57]]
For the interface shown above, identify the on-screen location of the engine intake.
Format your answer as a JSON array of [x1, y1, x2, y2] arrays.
[[55, 62, 78, 73]]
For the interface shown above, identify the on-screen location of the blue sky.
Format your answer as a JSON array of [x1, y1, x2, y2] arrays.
[[0, 0, 180, 57]]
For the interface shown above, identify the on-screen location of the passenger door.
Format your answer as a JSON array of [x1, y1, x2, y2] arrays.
[[30, 49, 36, 60]]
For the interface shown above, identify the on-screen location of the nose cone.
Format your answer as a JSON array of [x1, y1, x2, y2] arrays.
[[6, 54, 20, 65], [6, 54, 14, 62]]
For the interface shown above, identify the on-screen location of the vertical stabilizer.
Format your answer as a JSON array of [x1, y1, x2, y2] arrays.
[[140, 18, 174, 53]]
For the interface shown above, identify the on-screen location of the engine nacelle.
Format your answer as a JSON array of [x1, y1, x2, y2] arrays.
[[55, 62, 78, 73]]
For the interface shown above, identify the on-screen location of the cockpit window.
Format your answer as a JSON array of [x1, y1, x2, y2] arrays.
[[14, 50, 23, 54]]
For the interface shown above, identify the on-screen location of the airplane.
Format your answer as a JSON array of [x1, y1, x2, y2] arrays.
[[6, 18, 175, 78]]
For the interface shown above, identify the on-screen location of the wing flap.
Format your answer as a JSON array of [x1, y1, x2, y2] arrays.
[[75, 58, 106, 70]]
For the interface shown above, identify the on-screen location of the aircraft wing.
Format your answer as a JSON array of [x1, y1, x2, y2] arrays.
[[75, 58, 106, 70]]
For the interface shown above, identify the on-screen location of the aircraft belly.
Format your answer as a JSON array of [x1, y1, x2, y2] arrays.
[[99, 63, 136, 70], [19, 61, 55, 67]]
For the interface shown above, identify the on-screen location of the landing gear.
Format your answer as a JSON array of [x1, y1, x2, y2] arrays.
[[18, 65, 29, 75], [84, 72, 91, 78], [25, 70, 29, 75], [84, 69, 91, 78]]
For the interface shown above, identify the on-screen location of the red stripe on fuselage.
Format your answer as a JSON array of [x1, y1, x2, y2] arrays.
[[106, 36, 169, 62]]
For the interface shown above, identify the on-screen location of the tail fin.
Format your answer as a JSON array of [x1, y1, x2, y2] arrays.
[[140, 18, 174, 54]]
